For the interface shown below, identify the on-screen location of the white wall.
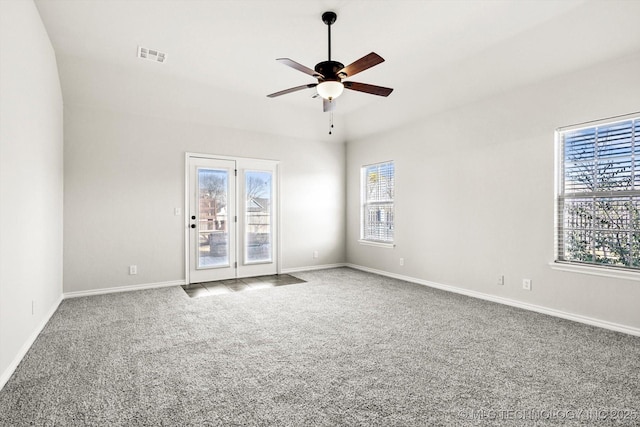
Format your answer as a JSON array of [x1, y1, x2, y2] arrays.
[[347, 53, 640, 330], [63, 106, 345, 293], [0, 0, 64, 387]]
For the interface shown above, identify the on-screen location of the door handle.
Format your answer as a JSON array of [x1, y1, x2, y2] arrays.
[[190, 224, 196, 229]]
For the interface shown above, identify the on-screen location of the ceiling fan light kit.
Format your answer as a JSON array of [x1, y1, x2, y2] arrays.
[[267, 10, 393, 113], [317, 81, 344, 100]]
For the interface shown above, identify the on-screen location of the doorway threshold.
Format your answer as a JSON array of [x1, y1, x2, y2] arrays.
[[181, 274, 305, 298]]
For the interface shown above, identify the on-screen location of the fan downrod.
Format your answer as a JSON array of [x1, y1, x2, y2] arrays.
[[322, 11, 337, 62]]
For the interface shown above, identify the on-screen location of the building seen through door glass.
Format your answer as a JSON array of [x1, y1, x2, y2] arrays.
[[245, 170, 272, 264], [198, 168, 229, 268]]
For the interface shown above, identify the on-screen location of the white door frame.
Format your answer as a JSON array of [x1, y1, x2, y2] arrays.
[[184, 152, 281, 284]]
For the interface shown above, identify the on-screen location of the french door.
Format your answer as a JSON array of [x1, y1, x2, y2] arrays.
[[186, 155, 278, 284]]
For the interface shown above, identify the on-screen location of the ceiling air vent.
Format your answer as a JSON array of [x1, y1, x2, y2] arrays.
[[137, 46, 166, 63]]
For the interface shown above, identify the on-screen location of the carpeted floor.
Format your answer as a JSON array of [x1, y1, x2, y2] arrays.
[[1, 267, 639, 426]]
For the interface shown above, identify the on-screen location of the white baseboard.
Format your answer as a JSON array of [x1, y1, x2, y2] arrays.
[[346, 263, 640, 337], [0, 294, 63, 391], [63, 279, 185, 299], [281, 263, 347, 274]]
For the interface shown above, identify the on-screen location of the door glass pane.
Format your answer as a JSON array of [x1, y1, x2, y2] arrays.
[[245, 171, 272, 264], [198, 168, 229, 268]]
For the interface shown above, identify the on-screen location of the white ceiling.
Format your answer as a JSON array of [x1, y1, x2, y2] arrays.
[[34, 0, 640, 143]]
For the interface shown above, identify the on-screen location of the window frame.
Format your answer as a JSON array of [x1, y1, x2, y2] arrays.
[[359, 161, 395, 247], [554, 112, 640, 276]]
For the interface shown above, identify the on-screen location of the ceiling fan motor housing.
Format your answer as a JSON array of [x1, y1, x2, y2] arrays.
[[314, 60, 345, 82]]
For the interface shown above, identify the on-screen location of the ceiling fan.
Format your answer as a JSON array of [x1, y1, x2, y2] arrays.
[[267, 11, 393, 112]]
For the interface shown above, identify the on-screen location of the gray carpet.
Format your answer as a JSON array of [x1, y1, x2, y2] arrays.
[[1, 268, 639, 426]]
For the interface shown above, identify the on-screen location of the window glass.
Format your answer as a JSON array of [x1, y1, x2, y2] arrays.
[[362, 161, 394, 243], [557, 115, 640, 270]]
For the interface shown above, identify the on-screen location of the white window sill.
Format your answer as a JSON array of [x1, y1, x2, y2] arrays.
[[549, 261, 640, 281], [358, 240, 395, 249]]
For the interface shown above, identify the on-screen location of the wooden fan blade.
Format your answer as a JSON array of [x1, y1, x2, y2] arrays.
[[323, 98, 336, 112], [338, 52, 384, 78], [343, 81, 393, 97], [277, 58, 324, 78], [267, 83, 318, 98]]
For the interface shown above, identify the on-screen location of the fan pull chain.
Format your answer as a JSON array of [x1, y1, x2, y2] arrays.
[[329, 111, 335, 135]]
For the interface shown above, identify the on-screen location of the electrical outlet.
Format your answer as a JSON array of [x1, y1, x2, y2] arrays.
[[522, 279, 532, 291], [399, 258, 404, 266], [129, 265, 137, 275], [497, 275, 504, 285], [313, 251, 319, 259]]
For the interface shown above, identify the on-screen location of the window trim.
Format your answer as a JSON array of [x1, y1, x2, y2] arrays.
[[554, 112, 640, 274], [360, 160, 395, 245], [549, 261, 640, 281], [358, 239, 395, 248]]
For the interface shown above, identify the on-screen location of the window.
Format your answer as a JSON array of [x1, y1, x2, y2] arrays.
[[556, 113, 640, 271], [361, 161, 394, 244]]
